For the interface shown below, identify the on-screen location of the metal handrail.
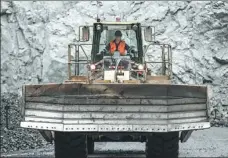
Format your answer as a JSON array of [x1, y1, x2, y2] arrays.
[[68, 62, 89, 64], [68, 43, 91, 61], [68, 43, 93, 79], [143, 42, 172, 77], [146, 61, 171, 64]]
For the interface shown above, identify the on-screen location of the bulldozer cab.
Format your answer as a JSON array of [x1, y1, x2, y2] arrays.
[[90, 22, 144, 63], [68, 21, 173, 83]]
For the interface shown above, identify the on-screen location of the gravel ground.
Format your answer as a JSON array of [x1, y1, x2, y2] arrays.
[[0, 93, 49, 153], [2, 127, 228, 157]]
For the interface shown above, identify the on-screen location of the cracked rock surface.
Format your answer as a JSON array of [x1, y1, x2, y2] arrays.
[[1, 1, 228, 153]]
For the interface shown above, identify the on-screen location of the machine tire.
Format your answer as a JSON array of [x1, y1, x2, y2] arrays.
[[87, 137, 94, 154], [54, 132, 87, 158], [146, 132, 179, 158]]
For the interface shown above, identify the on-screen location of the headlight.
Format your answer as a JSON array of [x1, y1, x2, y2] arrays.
[[138, 64, 144, 70], [132, 24, 138, 30], [96, 24, 101, 30], [90, 64, 96, 70]]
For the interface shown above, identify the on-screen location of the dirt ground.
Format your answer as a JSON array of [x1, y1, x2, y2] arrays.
[[2, 127, 228, 157]]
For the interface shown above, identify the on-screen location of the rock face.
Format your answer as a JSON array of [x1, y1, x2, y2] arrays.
[[1, 1, 228, 152]]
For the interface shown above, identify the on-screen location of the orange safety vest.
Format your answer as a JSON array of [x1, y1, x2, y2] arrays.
[[109, 40, 126, 55]]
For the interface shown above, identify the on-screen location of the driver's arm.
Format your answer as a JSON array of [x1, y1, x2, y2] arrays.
[[98, 43, 109, 55], [125, 43, 130, 51], [105, 43, 110, 51], [125, 43, 136, 54], [101, 43, 110, 54]]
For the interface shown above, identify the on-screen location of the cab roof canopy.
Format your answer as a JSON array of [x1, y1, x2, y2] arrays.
[[94, 21, 138, 25], [93, 22, 141, 30]]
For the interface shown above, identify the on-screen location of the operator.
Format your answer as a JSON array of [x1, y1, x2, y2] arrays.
[[98, 30, 136, 56]]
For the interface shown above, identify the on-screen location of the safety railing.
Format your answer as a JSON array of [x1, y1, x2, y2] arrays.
[[143, 43, 172, 79], [67, 43, 92, 79]]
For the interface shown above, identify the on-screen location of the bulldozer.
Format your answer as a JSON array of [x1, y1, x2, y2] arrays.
[[20, 19, 210, 158]]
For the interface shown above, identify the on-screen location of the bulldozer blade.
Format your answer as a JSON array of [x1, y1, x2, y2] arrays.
[[21, 83, 210, 132]]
